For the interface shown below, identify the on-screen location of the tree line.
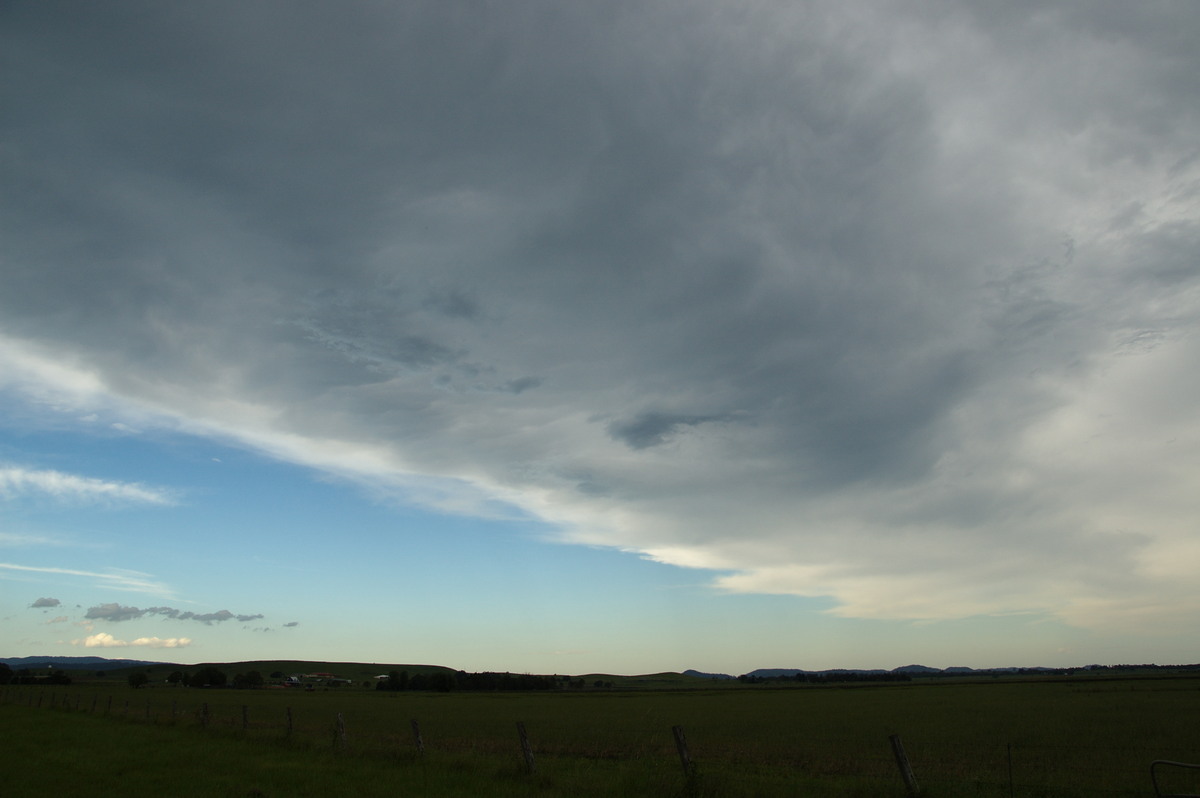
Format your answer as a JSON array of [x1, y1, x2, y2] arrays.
[[737, 671, 913, 685], [0, 663, 71, 686], [377, 670, 559, 692]]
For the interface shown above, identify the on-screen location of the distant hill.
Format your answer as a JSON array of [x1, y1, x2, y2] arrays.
[[747, 665, 992, 678], [1, 656, 173, 671], [740, 664, 1090, 680], [683, 669, 734, 680], [892, 664, 942, 674]]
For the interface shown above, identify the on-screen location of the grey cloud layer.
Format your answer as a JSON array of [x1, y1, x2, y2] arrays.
[[3, 1, 1199, 627]]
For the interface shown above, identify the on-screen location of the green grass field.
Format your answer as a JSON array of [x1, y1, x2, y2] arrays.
[[4, 674, 1200, 797]]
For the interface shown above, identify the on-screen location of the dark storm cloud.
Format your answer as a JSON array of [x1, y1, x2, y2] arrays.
[[31, 597, 60, 608], [3, 0, 1200, 628]]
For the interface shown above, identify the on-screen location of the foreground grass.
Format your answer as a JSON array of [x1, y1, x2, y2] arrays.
[[6, 676, 1200, 796], [2, 702, 670, 798], [1, 701, 905, 798]]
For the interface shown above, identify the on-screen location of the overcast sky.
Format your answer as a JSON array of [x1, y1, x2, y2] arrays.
[[3, 1, 1199, 674]]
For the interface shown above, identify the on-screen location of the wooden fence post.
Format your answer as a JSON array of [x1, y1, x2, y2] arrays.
[[1007, 742, 1015, 798], [200, 702, 209, 729], [411, 719, 425, 756], [335, 712, 347, 749], [889, 734, 921, 796], [242, 705, 249, 731], [516, 721, 536, 774], [286, 707, 293, 738], [673, 725, 696, 778]]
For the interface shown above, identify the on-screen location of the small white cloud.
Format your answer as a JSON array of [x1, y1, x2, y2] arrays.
[[46, 615, 69, 624], [130, 636, 191, 648], [75, 632, 191, 648]]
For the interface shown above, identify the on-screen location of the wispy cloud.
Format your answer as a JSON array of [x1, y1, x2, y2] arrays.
[[0, 563, 174, 597], [0, 466, 174, 506], [74, 632, 191, 649], [0, 531, 67, 547]]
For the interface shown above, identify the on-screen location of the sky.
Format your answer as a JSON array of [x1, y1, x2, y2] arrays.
[[2, 1, 1199, 676]]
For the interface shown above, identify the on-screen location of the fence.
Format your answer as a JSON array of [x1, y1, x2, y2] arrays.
[[3, 684, 1197, 797]]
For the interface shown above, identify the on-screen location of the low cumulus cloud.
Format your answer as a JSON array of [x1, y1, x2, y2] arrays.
[[85, 603, 263, 625], [75, 632, 191, 649], [31, 597, 60, 608], [3, 1, 1200, 637]]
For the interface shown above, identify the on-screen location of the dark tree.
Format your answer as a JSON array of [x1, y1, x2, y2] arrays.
[[188, 667, 227, 688], [128, 672, 149, 689], [232, 670, 263, 689], [377, 670, 410, 691]]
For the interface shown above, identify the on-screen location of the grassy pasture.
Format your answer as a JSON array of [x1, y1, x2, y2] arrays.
[[4, 676, 1200, 796]]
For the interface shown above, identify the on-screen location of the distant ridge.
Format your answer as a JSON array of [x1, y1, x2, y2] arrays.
[[1, 655, 172, 671], [741, 664, 1063, 678], [6, 656, 1196, 680], [747, 667, 889, 678]]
